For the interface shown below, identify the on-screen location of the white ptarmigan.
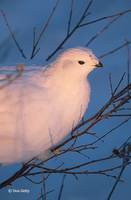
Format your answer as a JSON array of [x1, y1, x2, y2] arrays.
[[0, 47, 102, 164]]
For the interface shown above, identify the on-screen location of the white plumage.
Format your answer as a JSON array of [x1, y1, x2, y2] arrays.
[[0, 47, 102, 164]]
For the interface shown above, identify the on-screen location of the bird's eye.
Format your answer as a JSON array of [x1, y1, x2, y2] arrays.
[[78, 60, 85, 65]]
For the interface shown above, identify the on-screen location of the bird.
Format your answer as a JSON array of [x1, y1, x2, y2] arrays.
[[0, 47, 103, 164]]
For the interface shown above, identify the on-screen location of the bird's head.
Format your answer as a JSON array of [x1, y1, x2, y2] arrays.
[[55, 47, 103, 78]]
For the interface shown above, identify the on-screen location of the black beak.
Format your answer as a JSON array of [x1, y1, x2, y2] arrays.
[[95, 61, 103, 68]]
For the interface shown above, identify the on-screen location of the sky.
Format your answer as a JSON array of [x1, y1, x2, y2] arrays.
[[0, 0, 131, 200]]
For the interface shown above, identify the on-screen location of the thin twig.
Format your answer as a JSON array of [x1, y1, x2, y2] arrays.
[[41, 174, 47, 200], [107, 163, 127, 200], [80, 9, 131, 27], [126, 39, 131, 96], [57, 175, 66, 200], [30, 0, 60, 59], [113, 73, 126, 95], [99, 40, 131, 59], [88, 117, 131, 146], [86, 15, 121, 47], [0, 10, 27, 59], [109, 73, 116, 108], [67, 0, 74, 36]]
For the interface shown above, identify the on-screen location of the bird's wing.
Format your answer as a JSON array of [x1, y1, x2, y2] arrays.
[[0, 65, 54, 95]]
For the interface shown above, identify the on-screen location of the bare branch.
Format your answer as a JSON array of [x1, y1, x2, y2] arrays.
[[46, 0, 94, 61], [67, 0, 74, 36], [99, 40, 131, 59], [107, 159, 129, 200], [126, 39, 131, 96], [46, 8, 131, 61], [0, 10, 27, 59], [57, 175, 66, 200], [86, 15, 121, 47], [30, 0, 60, 59], [80, 9, 131, 27]]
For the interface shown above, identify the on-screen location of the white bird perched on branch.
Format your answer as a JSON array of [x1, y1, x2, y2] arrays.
[[0, 47, 103, 164]]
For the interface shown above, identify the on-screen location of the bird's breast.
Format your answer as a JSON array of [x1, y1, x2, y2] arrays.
[[48, 79, 90, 141], [22, 78, 90, 150]]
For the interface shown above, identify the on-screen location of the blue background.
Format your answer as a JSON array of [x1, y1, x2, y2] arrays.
[[0, 0, 131, 199]]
